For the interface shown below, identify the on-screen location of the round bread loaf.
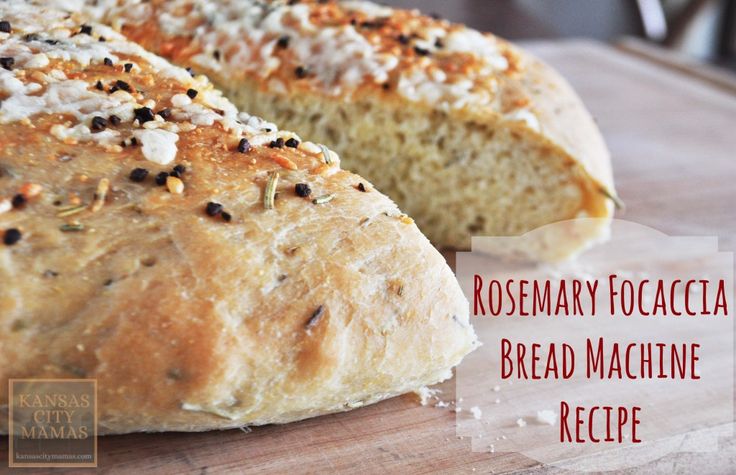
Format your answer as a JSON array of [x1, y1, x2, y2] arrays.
[[0, 1, 477, 434]]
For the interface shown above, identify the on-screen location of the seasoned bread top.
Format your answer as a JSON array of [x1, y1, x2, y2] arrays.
[[0, 1, 476, 432], [75, 0, 615, 199]]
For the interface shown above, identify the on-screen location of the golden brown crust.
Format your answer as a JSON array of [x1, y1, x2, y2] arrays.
[[0, 3, 476, 434]]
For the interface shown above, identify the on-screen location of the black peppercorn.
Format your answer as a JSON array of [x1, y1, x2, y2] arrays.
[[157, 108, 172, 120], [269, 138, 285, 149], [129, 168, 149, 182], [11, 194, 25, 208], [134, 107, 155, 124], [155, 172, 169, 186], [0, 57, 14, 70], [237, 138, 251, 153], [205, 202, 223, 216], [295, 66, 308, 79], [3, 228, 21, 246], [277, 36, 290, 49], [295, 183, 312, 198], [91, 116, 107, 131]]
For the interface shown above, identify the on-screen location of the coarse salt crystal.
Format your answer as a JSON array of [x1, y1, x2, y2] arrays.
[[133, 129, 179, 165]]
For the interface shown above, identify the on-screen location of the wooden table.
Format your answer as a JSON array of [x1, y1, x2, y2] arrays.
[[2, 40, 735, 474]]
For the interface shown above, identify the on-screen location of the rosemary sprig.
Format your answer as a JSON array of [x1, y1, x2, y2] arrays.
[[264, 171, 279, 210], [312, 194, 334, 205], [59, 223, 85, 232], [320, 144, 333, 165], [600, 187, 625, 211], [56, 204, 87, 217]]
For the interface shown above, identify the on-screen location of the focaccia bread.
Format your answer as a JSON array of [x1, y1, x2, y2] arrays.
[[0, 2, 477, 434], [77, 0, 618, 257]]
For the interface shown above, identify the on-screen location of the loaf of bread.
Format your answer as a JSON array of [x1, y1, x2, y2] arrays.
[[0, 2, 477, 434], [78, 0, 618, 257]]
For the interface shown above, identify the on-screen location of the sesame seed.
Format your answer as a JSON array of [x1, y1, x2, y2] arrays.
[[0, 21, 11, 34], [173, 164, 186, 175], [295, 183, 311, 197], [124, 63, 133, 72], [398, 34, 410, 45], [205, 202, 223, 216], [166, 176, 184, 194], [186, 88, 198, 99], [435, 38, 445, 49], [134, 107, 155, 124], [285, 138, 299, 148], [277, 35, 290, 49], [0, 57, 14, 70], [237, 138, 251, 153], [103, 57, 113, 66], [23, 33, 40, 42], [91, 116, 107, 131], [3, 228, 21, 246], [269, 138, 285, 149], [129, 168, 149, 182], [11, 194, 26, 208], [155, 172, 169, 186], [99, 36, 106, 42], [221, 212, 232, 222], [109, 115, 121, 126], [95, 80, 104, 91], [213, 50, 221, 60], [357, 183, 367, 192], [79, 24, 93, 35]]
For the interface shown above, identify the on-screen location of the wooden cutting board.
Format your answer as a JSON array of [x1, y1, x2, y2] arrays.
[[2, 39, 735, 474]]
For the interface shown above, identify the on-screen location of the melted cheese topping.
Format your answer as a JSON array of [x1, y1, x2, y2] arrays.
[[0, 1, 320, 163], [77, 0, 536, 121]]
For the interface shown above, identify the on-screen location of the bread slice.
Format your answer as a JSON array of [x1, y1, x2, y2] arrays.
[[0, 2, 477, 434], [81, 0, 618, 257]]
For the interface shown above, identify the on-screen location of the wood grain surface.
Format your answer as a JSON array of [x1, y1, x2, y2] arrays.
[[2, 40, 735, 474]]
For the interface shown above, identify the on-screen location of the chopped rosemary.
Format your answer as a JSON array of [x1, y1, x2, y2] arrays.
[[56, 204, 87, 217], [59, 223, 84, 232], [305, 305, 325, 329], [600, 187, 625, 210], [312, 194, 335, 205], [320, 144, 333, 165], [264, 171, 279, 210]]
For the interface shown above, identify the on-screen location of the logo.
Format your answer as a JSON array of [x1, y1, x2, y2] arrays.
[[8, 379, 97, 468]]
